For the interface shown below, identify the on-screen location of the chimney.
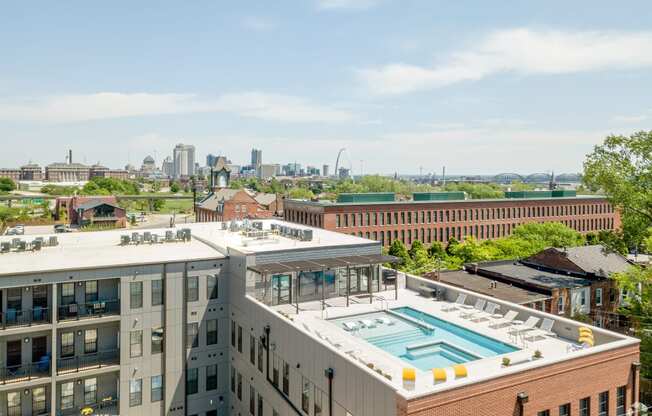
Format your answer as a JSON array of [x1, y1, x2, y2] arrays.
[[68, 149, 72, 165]]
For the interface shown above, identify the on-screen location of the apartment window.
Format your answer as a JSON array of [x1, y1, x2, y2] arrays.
[[187, 323, 199, 348], [207, 364, 218, 391], [314, 386, 323, 416], [250, 385, 256, 415], [186, 368, 198, 395], [283, 362, 290, 395], [207, 319, 218, 345], [61, 331, 75, 357], [237, 372, 243, 400], [258, 340, 264, 372], [130, 330, 143, 358], [302, 377, 311, 413], [580, 397, 590, 416], [596, 288, 603, 306], [238, 325, 243, 353], [61, 283, 74, 306], [231, 366, 236, 393], [152, 327, 164, 354], [599, 391, 609, 416], [84, 377, 97, 405], [7, 391, 21, 416], [559, 403, 570, 416], [129, 379, 142, 407], [617, 385, 626, 415], [231, 320, 236, 347], [273, 355, 280, 387], [151, 375, 163, 402], [61, 381, 75, 410], [187, 276, 199, 302], [130, 282, 143, 309], [152, 279, 164, 306], [85, 280, 98, 303], [557, 296, 565, 314], [258, 393, 264, 416], [250, 334, 256, 365], [84, 329, 98, 354], [208, 275, 219, 300], [32, 386, 47, 415], [537, 411, 550, 416]]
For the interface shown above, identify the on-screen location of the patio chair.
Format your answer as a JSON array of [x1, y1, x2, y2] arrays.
[[460, 299, 486, 319], [441, 293, 467, 312], [508, 316, 540, 336], [524, 318, 557, 341], [470, 302, 500, 323], [489, 310, 518, 328]]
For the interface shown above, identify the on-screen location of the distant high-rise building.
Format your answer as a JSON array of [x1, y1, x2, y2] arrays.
[[251, 148, 262, 170], [206, 154, 217, 168], [322, 164, 329, 177], [162, 156, 174, 178], [173, 143, 196, 178], [258, 164, 280, 179]]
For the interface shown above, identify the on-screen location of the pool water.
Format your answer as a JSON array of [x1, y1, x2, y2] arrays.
[[331, 306, 518, 370]]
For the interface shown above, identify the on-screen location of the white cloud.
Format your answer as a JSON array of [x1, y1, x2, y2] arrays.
[[358, 28, 652, 94], [316, 0, 379, 11], [241, 16, 276, 32], [0, 92, 355, 124]]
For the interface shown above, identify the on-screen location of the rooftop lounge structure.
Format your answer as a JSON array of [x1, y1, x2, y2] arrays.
[[0, 220, 640, 415]]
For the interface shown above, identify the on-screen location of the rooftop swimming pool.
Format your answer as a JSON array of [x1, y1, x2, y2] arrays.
[[330, 306, 518, 370]]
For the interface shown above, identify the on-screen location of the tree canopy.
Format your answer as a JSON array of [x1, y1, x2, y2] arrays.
[[0, 178, 16, 193], [81, 177, 140, 195], [584, 130, 652, 250]]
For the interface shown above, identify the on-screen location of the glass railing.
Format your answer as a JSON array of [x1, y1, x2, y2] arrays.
[[0, 307, 51, 329], [57, 300, 120, 321], [56, 349, 120, 375], [0, 362, 51, 384], [58, 398, 118, 416]]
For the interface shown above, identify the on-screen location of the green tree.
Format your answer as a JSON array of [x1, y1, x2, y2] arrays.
[[388, 240, 410, 266], [408, 240, 425, 260], [583, 130, 652, 250], [170, 182, 180, 193], [0, 178, 16, 193], [287, 187, 314, 200], [427, 241, 446, 259], [511, 222, 584, 249], [445, 237, 460, 255]]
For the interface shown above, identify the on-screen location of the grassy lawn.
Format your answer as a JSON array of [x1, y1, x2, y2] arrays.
[[157, 198, 194, 214]]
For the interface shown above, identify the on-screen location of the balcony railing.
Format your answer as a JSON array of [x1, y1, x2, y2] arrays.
[[0, 307, 51, 329], [57, 398, 118, 416], [57, 349, 119, 375], [0, 362, 51, 385], [57, 300, 120, 322]]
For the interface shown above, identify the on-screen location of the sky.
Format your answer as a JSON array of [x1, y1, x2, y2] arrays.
[[1, 0, 652, 175]]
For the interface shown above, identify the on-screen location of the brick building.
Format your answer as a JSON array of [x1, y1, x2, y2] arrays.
[[45, 162, 91, 182], [0, 169, 21, 181], [89, 164, 130, 180], [284, 192, 620, 247]]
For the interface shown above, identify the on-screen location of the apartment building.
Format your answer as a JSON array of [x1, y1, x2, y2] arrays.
[[0, 220, 641, 416], [284, 192, 621, 247]]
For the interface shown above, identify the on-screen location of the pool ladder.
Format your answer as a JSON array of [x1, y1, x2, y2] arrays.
[[373, 295, 389, 311]]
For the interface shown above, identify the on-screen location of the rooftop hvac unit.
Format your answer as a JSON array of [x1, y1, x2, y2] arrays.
[[16, 240, 26, 251], [270, 223, 279, 231], [34, 237, 44, 244], [165, 230, 174, 242], [143, 232, 152, 242], [11, 238, 21, 248], [252, 221, 263, 230], [131, 232, 140, 244], [291, 228, 299, 238], [182, 228, 192, 241], [152, 234, 160, 244], [221, 222, 228, 230], [176, 229, 185, 240], [32, 240, 42, 251], [49, 236, 58, 247], [0, 242, 10, 253], [301, 229, 313, 241], [120, 235, 131, 245]]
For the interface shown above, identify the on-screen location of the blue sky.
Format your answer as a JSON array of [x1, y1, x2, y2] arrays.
[[1, 0, 651, 174]]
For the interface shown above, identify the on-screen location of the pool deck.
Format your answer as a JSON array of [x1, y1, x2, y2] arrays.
[[272, 287, 638, 399]]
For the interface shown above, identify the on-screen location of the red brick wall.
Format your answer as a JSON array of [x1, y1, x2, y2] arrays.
[[284, 197, 620, 247], [398, 345, 639, 416]]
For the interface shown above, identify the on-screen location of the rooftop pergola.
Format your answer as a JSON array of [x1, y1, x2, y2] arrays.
[[248, 254, 401, 312]]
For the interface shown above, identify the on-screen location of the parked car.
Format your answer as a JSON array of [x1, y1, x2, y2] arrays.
[[54, 224, 71, 233]]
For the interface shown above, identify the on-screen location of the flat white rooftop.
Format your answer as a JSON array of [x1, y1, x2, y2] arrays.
[[271, 280, 638, 399], [0, 220, 376, 276]]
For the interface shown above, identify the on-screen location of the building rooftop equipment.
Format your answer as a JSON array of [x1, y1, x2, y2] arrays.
[[413, 192, 466, 201], [336, 192, 396, 203]]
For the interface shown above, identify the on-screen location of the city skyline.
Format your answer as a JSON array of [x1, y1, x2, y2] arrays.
[[2, 1, 652, 174]]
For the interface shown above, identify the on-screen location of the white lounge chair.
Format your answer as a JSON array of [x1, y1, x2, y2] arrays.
[[489, 310, 518, 328], [343, 322, 359, 331], [441, 293, 467, 312], [524, 318, 557, 341], [508, 316, 540, 335], [460, 299, 486, 319], [376, 317, 395, 325], [360, 319, 376, 328], [470, 302, 499, 323]]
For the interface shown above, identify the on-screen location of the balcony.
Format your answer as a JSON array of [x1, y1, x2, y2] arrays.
[[57, 300, 120, 322], [0, 362, 51, 385], [56, 349, 119, 375], [58, 398, 119, 416], [0, 308, 51, 329]]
